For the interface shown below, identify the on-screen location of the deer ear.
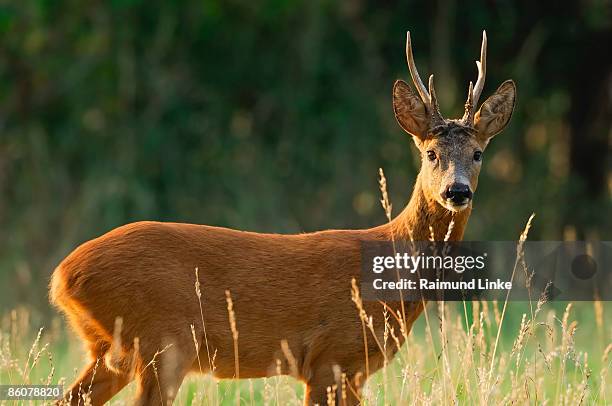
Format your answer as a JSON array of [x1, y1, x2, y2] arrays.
[[393, 80, 428, 141], [474, 80, 516, 141]]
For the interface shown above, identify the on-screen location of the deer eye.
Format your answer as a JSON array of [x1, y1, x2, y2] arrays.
[[473, 151, 483, 161], [426, 150, 437, 161]]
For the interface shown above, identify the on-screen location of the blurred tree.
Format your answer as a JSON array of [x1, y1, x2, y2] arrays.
[[0, 0, 609, 309]]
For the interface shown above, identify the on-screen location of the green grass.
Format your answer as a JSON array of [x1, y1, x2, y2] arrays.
[[1, 300, 610, 405]]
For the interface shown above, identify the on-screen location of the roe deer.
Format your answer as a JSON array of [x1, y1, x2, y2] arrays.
[[50, 30, 516, 405]]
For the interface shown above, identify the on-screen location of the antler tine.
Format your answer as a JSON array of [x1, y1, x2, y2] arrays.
[[471, 30, 487, 112], [462, 81, 474, 123], [428, 74, 444, 125], [406, 31, 431, 107]]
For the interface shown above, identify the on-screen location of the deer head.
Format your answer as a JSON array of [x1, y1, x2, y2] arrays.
[[393, 31, 516, 212]]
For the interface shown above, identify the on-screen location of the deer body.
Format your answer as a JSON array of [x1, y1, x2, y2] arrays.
[[51, 31, 516, 405], [50, 178, 463, 405]]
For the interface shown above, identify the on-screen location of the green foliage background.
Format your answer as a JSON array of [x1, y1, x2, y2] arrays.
[[0, 0, 610, 309]]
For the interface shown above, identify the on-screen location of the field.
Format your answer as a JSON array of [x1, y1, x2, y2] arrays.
[[1, 296, 610, 405]]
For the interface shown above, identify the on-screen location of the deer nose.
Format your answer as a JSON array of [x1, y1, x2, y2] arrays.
[[443, 183, 473, 204]]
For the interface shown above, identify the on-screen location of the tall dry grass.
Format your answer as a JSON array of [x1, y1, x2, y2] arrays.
[[0, 297, 610, 404]]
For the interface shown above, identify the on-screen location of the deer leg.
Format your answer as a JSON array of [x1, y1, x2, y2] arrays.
[[62, 360, 131, 406], [133, 343, 194, 406], [304, 367, 362, 406], [340, 374, 364, 406], [304, 381, 330, 406], [133, 366, 191, 406]]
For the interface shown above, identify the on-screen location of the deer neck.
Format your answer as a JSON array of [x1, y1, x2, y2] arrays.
[[378, 173, 471, 241]]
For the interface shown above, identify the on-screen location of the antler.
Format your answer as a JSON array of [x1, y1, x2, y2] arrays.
[[406, 31, 431, 106], [405, 31, 444, 126], [462, 30, 487, 125]]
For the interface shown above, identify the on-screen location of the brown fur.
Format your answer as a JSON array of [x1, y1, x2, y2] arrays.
[[49, 182, 466, 405], [50, 36, 516, 406]]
